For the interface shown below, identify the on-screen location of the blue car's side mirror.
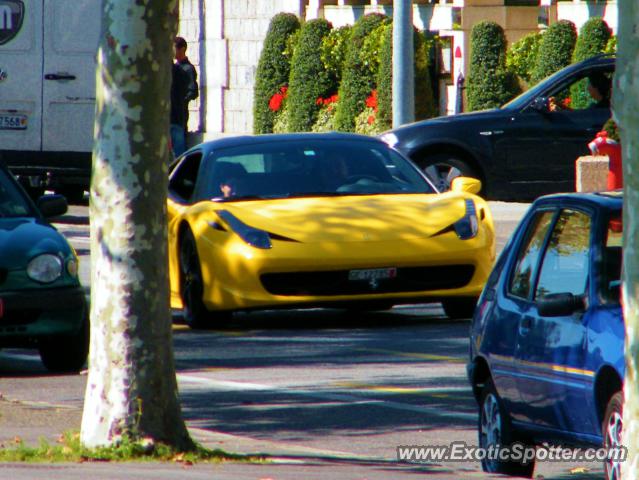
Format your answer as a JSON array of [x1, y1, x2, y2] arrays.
[[537, 292, 585, 317]]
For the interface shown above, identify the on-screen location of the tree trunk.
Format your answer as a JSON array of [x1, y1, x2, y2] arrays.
[[615, 3, 639, 478], [81, 0, 193, 450]]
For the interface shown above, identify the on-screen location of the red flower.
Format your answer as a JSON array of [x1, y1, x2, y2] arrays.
[[269, 93, 284, 112], [562, 97, 571, 108], [367, 114, 375, 125], [268, 86, 289, 112], [365, 90, 378, 112]]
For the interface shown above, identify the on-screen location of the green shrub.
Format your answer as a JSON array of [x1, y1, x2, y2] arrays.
[[603, 118, 619, 142], [334, 13, 389, 132], [605, 35, 617, 54], [530, 20, 577, 85], [286, 19, 334, 132], [252, 13, 300, 134], [570, 18, 612, 109], [506, 32, 542, 84], [467, 21, 520, 111], [373, 24, 436, 131], [320, 26, 352, 85]]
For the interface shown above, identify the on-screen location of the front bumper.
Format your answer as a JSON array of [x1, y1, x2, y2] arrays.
[[0, 286, 87, 345]]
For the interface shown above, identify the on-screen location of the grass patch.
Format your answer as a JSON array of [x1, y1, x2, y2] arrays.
[[0, 431, 266, 464]]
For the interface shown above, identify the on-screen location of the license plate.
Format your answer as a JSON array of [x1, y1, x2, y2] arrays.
[[348, 267, 397, 281], [0, 113, 28, 130]]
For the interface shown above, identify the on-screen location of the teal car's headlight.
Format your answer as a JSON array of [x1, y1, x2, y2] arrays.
[[217, 210, 272, 249], [27, 253, 63, 283], [66, 257, 79, 278], [454, 199, 479, 240]]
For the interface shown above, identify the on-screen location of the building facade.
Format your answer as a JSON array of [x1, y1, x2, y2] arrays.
[[178, 0, 618, 141]]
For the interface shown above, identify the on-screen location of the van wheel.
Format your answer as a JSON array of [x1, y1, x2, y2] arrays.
[[479, 379, 535, 477], [442, 297, 477, 320], [420, 154, 479, 193], [602, 391, 623, 480], [57, 186, 86, 205]]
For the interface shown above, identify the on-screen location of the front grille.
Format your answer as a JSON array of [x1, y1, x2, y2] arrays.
[[261, 265, 475, 296], [0, 308, 41, 326]]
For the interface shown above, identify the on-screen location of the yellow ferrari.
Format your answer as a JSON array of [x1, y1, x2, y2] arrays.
[[167, 133, 495, 328]]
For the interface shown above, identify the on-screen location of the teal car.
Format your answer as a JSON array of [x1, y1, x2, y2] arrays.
[[0, 164, 88, 372]]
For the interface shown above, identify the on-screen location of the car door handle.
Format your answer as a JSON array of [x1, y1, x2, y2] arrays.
[[45, 73, 77, 81], [519, 317, 532, 335]]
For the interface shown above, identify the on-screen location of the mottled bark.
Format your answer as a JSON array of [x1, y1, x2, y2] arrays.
[[615, 3, 639, 479], [81, 0, 192, 449]]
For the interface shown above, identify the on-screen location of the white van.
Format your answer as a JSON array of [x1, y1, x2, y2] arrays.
[[0, 0, 99, 202]]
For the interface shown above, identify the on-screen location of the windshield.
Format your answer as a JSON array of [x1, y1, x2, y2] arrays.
[[0, 169, 35, 217], [202, 139, 437, 201]]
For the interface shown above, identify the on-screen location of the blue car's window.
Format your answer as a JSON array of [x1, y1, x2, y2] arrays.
[[203, 139, 436, 200], [602, 214, 623, 304], [535, 209, 591, 299], [509, 210, 555, 299]]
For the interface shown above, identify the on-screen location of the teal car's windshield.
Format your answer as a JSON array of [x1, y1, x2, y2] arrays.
[[202, 139, 437, 201], [0, 169, 35, 217]]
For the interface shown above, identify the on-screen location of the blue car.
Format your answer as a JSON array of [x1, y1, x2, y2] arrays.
[[468, 192, 623, 478]]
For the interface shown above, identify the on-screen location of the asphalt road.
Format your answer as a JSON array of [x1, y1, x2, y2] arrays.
[[0, 202, 607, 479]]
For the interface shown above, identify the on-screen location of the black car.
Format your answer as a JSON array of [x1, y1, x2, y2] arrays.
[[381, 55, 615, 201]]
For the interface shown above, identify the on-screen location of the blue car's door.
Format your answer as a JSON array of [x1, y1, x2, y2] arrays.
[[514, 208, 596, 434], [491, 208, 556, 422]]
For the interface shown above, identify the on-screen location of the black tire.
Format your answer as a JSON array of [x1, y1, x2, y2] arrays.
[[479, 379, 535, 478], [39, 313, 89, 373], [442, 297, 478, 320], [419, 153, 479, 193], [179, 230, 212, 329], [57, 186, 86, 205], [602, 391, 623, 480]]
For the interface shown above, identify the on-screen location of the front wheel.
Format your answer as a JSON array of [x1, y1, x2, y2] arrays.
[[479, 379, 535, 477], [180, 230, 211, 329], [419, 154, 479, 193], [39, 313, 89, 373], [602, 391, 623, 480]]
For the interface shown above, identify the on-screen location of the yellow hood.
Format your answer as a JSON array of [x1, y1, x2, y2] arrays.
[[214, 194, 475, 243]]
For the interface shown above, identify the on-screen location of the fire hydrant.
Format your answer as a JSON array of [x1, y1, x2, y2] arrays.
[[588, 131, 623, 190]]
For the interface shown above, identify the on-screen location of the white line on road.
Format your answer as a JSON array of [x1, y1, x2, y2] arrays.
[[177, 374, 476, 421]]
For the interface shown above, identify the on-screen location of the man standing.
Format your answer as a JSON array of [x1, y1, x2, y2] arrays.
[[170, 36, 199, 157]]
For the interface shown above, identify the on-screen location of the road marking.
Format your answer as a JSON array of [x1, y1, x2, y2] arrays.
[[357, 347, 465, 363], [331, 382, 470, 396], [178, 374, 476, 421]]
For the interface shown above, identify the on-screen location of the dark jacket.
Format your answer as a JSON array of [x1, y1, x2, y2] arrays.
[[170, 57, 199, 127]]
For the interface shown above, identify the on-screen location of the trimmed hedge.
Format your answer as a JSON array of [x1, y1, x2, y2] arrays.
[[334, 13, 389, 132], [570, 18, 612, 109], [530, 20, 577, 85], [253, 13, 300, 134], [320, 26, 352, 86], [506, 32, 542, 85], [287, 19, 334, 132], [376, 25, 393, 129], [467, 21, 520, 111]]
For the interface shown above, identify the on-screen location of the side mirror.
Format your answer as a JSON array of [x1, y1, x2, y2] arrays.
[[537, 292, 585, 317], [530, 97, 550, 113], [451, 177, 482, 195], [37, 194, 68, 218]]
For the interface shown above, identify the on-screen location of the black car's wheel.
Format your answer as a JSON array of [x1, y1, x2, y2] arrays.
[[442, 297, 478, 320], [479, 379, 535, 478], [420, 154, 479, 192], [179, 230, 213, 329], [602, 391, 623, 480], [39, 313, 89, 373]]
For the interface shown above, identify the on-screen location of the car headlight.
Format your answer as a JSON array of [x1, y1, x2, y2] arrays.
[[66, 257, 79, 278], [27, 254, 63, 283], [379, 132, 399, 148], [454, 199, 479, 240], [216, 210, 272, 249]]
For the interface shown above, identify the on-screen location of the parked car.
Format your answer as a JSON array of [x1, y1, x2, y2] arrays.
[[0, 164, 88, 372], [380, 55, 615, 201], [167, 133, 496, 328], [467, 191, 623, 478]]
